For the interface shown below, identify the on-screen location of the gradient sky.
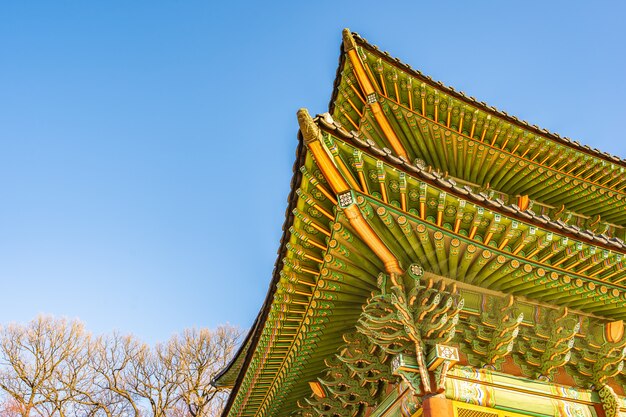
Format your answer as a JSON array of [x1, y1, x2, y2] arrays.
[[1, 1, 624, 344]]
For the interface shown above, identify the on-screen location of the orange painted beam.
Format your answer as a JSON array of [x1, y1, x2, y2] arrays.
[[298, 108, 402, 275], [342, 29, 409, 161]]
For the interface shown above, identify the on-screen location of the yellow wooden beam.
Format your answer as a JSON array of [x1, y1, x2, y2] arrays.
[[297, 109, 350, 193], [298, 108, 402, 275], [343, 203, 402, 274], [342, 29, 409, 161]]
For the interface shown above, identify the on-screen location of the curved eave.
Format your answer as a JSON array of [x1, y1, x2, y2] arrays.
[[221, 29, 626, 417], [317, 114, 626, 254], [333, 30, 626, 169], [329, 32, 626, 228], [219, 120, 625, 417], [311, 116, 626, 314], [223, 206, 381, 417], [219, 121, 379, 417], [356, 192, 626, 318], [352, 97, 626, 228], [213, 328, 252, 387], [218, 138, 307, 416]]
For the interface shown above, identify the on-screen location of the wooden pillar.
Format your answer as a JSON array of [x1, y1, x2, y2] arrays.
[[422, 395, 454, 417]]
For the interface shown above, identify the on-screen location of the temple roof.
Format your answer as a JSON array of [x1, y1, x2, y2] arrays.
[[216, 29, 626, 417], [317, 113, 626, 252], [331, 30, 626, 168], [331, 30, 626, 230], [216, 117, 626, 417]]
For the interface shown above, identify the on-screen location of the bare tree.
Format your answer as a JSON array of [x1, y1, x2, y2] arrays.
[[0, 317, 241, 417], [126, 341, 180, 417], [172, 325, 241, 417], [86, 333, 144, 417], [0, 316, 86, 417]]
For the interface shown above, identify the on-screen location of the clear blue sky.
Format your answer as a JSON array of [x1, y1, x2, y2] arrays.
[[1, 1, 624, 344]]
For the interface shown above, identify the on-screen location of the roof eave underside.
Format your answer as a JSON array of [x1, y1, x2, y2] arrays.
[[219, 116, 626, 417], [317, 113, 626, 253], [217, 138, 307, 416], [330, 31, 626, 169]]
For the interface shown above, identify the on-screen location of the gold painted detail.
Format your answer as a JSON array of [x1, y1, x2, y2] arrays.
[[427, 344, 460, 371], [455, 407, 498, 417], [452, 402, 533, 417]]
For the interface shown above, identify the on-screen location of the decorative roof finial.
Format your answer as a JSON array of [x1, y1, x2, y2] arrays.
[[297, 108, 322, 145], [342, 28, 357, 51]]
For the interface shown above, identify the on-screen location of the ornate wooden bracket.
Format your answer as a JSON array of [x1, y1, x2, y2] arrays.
[[358, 263, 463, 397], [462, 294, 523, 369], [514, 307, 579, 380], [390, 344, 460, 397], [568, 320, 626, 388], [299, 332, 395, 417]]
